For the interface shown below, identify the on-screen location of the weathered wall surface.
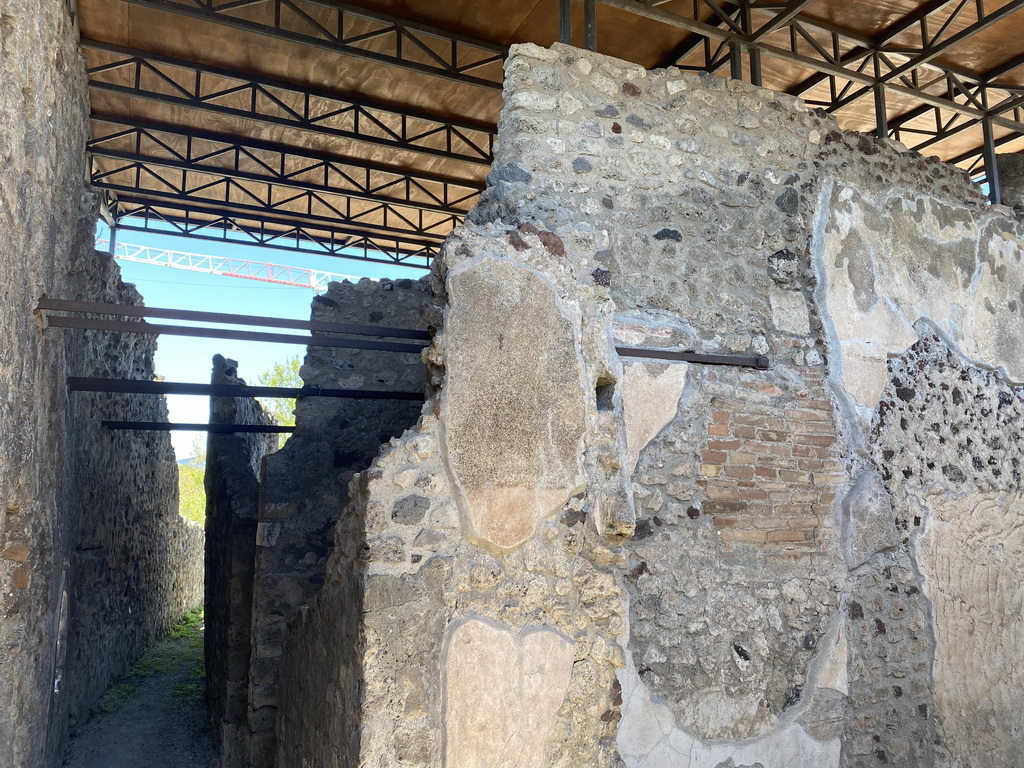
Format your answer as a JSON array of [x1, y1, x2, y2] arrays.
[[1, 3, 203, 764], [204, 356, 277, 767], [248, 278, 427, 766], [273, 42, 1023, 768], [61, 254, 205, 745]]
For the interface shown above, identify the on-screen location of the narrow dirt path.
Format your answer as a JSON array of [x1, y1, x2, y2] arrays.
[[63, 609, 218, 768]]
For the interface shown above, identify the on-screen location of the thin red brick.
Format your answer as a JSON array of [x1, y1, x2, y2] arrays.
[[767, 530, 812, 542], [720, 529, 767, 544], [712, 516, 753, 528], [707, 439, 741, 451]]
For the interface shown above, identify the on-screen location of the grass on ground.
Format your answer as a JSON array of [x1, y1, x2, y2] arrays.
[[97, 606, 206, 714]]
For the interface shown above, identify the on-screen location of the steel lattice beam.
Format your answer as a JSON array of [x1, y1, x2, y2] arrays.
[[599, 0, 1024, 138], [95, 175, 458, 243], [82, 40, 496, 165], [113, 0, 506, 89], [105, 197, 439, 267], [89, 116, 481, 216]]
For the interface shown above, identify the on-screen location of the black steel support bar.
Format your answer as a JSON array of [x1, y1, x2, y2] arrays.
[[560, 0, 573, 44], [983, 117, 1002, 205], [92, 153, 471, 227], [115, 0, 507, 90], [730, 41, 743, 80], [70, 377, 425, 401], [584, 0, 598, 51], [42, 300, 768, 369], [82, 40, 495, 165], [598, 0, 1024, 136], [104, 421, 296, 433], [104, 200, 438, 267], [874, 84, 888, 139], [615, 347, 770, 369], [38, 298, 431, 340], [88, 116, 482, 212], [94, 184, 454, 246], [44, 315, 428, 353]]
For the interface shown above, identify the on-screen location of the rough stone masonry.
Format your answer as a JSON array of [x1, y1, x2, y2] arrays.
[[272, 42, 1024, 768], [0, 1, 204, 765]]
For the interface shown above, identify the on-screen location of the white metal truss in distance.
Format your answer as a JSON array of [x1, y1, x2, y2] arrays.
[[96, 239, 359, 293]]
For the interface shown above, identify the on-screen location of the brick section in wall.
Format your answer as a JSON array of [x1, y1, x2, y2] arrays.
[[698, 369, 841, 551]]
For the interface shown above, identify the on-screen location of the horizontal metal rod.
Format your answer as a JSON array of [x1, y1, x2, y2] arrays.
[[70, 377, 425, 401], [45, 315, 427, 353], [103, 420, 295, 433], [615, 347, 770, 369], [38, 298, 432, 340], [42, 300, 768, 368]]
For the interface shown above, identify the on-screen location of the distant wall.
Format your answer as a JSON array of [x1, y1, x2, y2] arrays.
[[203, 356, 277, 767], [0, 3, 203, 763], [61, 253, 205, 743], [249, 278, 427, 767]]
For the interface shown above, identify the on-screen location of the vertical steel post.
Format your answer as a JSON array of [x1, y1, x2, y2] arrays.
[[108, 225, 118, 255], [983, 117, 1002, 205], [559, 0, 572, 44], [742, 4, 761, 86], [748, 47, 762, 86], [584, 0, 597, 51], [874, 84, 888, 139], [730, 41, 743, 80]]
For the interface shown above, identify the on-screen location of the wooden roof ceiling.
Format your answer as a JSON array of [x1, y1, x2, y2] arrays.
[[75, 0, 1024, 268]]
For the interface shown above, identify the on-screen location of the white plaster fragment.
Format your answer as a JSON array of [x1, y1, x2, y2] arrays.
[[444, 619, 575, 768], [617, 659, 841, 768], [770, 289, 811, 336], [619, 361, 689, 473]]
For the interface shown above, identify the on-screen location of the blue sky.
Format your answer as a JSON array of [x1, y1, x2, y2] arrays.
[[96, 222, 427, 459]]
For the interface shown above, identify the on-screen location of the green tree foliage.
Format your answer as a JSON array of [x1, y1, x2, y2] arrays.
[[256, 354, 303, 428], [177, 435, 206, 525], [178, 462, 206, 525]]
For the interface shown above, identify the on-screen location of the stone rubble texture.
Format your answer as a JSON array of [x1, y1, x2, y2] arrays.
[[5, 10, 1022, 765], [0, 1, 203, 764], [272, 41, 1024, 768], [204, 356, 278, 768], [246, 277, 427, 766]]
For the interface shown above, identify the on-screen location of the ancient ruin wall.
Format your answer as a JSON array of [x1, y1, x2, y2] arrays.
[[274, 43, 1023, 768], [247, 278, 427, 766], [1, 4, 203, 764], [204, 356, 277, 767], [61, 253, 205, 738]]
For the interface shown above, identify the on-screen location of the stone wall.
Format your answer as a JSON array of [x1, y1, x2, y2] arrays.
[[204, 356, 277, 767], [248, 278, 427, 766], [61, 254, 205, 743], [0, 4, 203, 764], [271, 42, 1024, 768]]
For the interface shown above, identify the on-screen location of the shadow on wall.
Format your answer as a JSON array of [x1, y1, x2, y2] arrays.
[[201, 277, 430, 768]]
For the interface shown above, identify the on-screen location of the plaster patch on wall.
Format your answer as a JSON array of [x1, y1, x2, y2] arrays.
[[617, 659, 840, 768], [444, 618, 575, 768], [619, 361, 688, 473], [814, 181, 1024, 433], [816, 627, 848, 696], [914, 491, 1024, 768], [442, 256, 587, 551]]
